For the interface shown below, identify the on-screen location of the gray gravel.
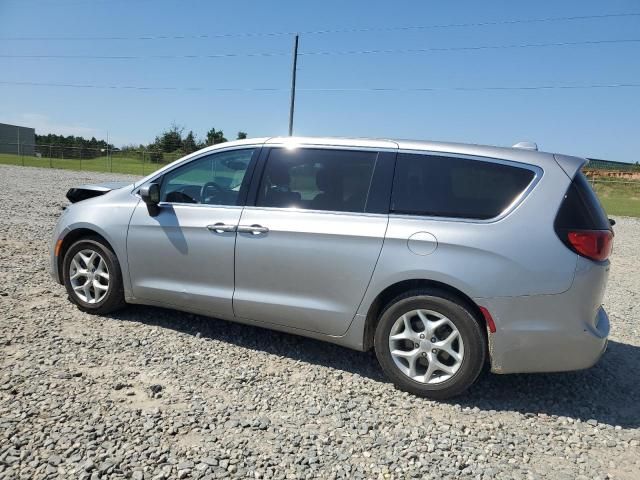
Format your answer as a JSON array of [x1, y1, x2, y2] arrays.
[[1, 164, 639, 480]]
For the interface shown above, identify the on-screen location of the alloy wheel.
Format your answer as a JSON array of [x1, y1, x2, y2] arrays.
[[388, 309, 464, 384], [68, 249, 110, 304]]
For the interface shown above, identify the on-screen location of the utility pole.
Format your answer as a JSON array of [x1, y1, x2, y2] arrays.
[[288, 34, 299, 136]]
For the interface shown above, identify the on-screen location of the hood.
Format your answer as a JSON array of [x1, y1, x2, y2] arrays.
[[66, 181, 131, 203]]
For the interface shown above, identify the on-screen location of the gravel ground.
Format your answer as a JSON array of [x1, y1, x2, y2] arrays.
[[1, 164, 639, 480]]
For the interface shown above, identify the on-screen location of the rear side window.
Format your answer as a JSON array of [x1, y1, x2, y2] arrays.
[[391, 153, 536, 220], [554, 172, 610, 230], [256, 148, 378, 213]]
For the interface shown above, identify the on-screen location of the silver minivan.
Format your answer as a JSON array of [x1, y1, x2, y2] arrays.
[[50, 137, 613, 398]]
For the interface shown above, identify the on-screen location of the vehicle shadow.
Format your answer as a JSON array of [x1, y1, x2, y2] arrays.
[[111, 305, 640, 428], [461, 340, 640, 428]]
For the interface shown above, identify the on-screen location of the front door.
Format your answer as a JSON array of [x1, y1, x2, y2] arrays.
[[233, 147, 393, 336], [127, 147, 258, 318]]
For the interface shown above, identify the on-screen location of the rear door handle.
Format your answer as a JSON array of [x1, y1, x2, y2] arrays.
[[207, 222, 237, 233], [237, 224, 269, 235]]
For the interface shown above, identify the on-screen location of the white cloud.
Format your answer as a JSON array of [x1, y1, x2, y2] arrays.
[[3, 113, 105, 140]]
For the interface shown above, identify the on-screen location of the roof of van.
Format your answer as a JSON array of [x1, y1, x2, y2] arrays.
[[263, 135, 542, 158], [202, 136, 586, 178]]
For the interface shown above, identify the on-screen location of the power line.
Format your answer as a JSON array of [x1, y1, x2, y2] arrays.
[[2, 38, 638, 61], [0, 52, 289, 60], [300, 39, 640, 57], [1, 12, 638, 41], [1, 80, 639, 92], [0, 80, 274, 91], [302, 84, 640, 92]]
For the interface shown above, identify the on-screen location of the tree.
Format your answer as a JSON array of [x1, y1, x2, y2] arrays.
[[156, 123, 184, 153], [34, 133, 112, 159], [237, 131, 247, 140], [183, 130, 198, 153], [205, 127, 227, 145]]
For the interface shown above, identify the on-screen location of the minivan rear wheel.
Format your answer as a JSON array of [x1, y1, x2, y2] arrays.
[[374, 289, 486, 399]]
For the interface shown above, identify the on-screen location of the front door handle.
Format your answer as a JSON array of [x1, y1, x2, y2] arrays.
[[237, 224, 269, 235], [207, 222, 237, 233]]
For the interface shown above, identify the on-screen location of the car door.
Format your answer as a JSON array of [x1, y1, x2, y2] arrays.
[[233, 145, 395, 336], [127, 147, 259, 319]]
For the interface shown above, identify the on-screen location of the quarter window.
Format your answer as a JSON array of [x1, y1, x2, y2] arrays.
[[391, 153, 535, 219], [554, 172, 610, 230], [256, 148, 378, 213], [160, 149, 255, 205]]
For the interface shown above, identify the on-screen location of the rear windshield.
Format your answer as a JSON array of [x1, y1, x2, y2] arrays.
[[391, 153, 536, 220], [555, 172, 610, 230]]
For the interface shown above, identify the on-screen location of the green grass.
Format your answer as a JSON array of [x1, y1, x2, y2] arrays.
[[0, 152, 176, 176], [593, 181, 640, 217], [1, 152, 639, 217]]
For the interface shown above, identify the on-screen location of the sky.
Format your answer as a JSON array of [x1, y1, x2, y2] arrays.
[[0, 0, 639, 162]]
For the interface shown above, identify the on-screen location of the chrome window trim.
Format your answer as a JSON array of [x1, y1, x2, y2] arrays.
[[241, 205, 389, 219], [265, 136, 398, 151], [390, 149, 544, 224], [264, 143, 397, 154], [156, 203, 244, 211]]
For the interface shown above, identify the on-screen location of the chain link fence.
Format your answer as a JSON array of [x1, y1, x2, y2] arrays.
[[1, 141, 638, 215], [0, 141, 184, 175]]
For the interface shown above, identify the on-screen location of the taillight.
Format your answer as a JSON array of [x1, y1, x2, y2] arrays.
[[567, 230, 613, 262], [554, 173, 613, 262]]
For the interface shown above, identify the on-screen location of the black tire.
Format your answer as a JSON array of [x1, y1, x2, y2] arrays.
[[62, 236, 126, 315], [374, 288, 486, 399]]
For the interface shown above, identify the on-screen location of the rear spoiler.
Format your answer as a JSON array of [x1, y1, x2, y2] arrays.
[[554, 154, 588, 179], [66, 181, 131, 203]]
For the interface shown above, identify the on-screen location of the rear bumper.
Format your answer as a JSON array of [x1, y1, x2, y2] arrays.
[[477, 256, 610, 374], [485, 304, 609, 374]]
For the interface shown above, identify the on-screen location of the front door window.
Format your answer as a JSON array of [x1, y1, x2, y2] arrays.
[[160, 148, 255, 206]]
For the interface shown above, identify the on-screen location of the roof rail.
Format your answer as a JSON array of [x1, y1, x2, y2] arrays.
[[512, 141, 538, 151]]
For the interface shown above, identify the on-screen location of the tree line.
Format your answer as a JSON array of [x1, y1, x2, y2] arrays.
[[35, 125, 248, 161], [35, 133, 113, 159], [125, 124, 247, 162]]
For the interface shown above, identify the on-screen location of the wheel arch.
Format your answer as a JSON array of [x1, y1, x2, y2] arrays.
[[362, 278, 487, 351], [56, 227, 116, 283]]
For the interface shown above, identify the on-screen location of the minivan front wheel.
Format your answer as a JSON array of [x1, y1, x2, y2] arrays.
[[374, 289, 486, 399], [62, 237, 125, 314]]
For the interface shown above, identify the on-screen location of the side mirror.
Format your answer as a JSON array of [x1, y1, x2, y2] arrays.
[[140, 183, 160, 205], [139, 183, 160, 215]]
